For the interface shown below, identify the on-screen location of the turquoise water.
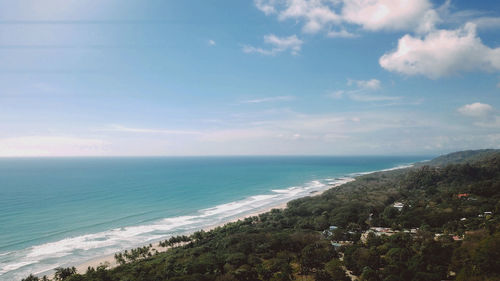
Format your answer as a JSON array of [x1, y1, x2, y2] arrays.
[[0, 156, 428, 280]]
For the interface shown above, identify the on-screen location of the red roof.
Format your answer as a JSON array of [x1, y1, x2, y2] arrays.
[[457, 193, 469, 198]]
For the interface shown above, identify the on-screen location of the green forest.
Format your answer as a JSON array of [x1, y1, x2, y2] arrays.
[[23, 150, 500, 281]]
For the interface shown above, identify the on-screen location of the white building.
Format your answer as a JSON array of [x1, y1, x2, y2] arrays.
[[393, 202, 404, 211]]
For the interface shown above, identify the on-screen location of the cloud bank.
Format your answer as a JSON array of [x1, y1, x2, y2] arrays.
[[254, 0, 438, 35]]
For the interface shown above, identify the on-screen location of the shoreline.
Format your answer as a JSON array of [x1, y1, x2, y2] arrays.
[[71, 179, 351, 276], [17, 163, 416, 280], [20, 164, 416, 280], [73, 201, 290, 275]]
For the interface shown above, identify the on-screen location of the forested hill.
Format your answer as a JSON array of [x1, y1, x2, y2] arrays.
[[23, 150, 500, 281], [421, 149, 500, 167]]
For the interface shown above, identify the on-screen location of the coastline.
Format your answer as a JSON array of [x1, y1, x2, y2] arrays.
[[11, 161, 417, 280], [72, 202, 288, 274], [13, 176, 359, 280], [73, 202, 289, 275], [71, 179, 351, 276]]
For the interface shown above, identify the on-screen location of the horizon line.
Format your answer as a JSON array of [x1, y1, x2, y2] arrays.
[[0, 154, 437, 159]]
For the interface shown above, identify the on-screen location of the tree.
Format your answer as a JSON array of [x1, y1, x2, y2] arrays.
[[54, 267, 76, 281], [382, 206, 399, 222], [360, 267, 381, 281], [233, 264, 258, 281], [300, 242, 334, 275], [473, 232, 500, 276], [324, 259, 350, 281], [21, 274, 39, 281], [315, 270, 334, 281]]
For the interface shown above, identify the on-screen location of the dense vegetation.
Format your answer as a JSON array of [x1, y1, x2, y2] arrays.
[[23, 150, 500, 281]]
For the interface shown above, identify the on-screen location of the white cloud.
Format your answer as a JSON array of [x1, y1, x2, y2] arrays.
[[380, 23, 500, 79], [435, 1, 500, 31], [331, 78, 399, 102], [329, 90, 345, 99], [457, 102, 493, 117], [415, 9, 441, 34], [348, 78, 381, 90], [330, 91, 400, 102], [341, 0, 435, 32], [241, 96, 295, 103], [208, 39, 216, 46], [254, 0, 278, 15], [254, 0, 439, 35], [243, 34, 303, 56], [265, 34, 303, 54], [0, 136, 108, 157], [278, 0, 341, 33], [327, 28, 358, 38], [254, 0, 500, 80]]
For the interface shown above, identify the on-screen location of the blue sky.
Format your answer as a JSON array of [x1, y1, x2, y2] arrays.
[[0, 0, 500, 156]]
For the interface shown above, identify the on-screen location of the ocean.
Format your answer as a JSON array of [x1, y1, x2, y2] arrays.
[[0, 156, 428, 280]]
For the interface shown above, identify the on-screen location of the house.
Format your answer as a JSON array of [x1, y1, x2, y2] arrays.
[[331, 241, 353, 249], [410, 228, 418, 234], [331, 242, 342, 249], [322, 226, 338, 237], [393, 202, 404, 211], [484, 212, 493, 218], [361, 227, 420, 243], [371, 227, 394, 233], [457, 193, 469, 199]]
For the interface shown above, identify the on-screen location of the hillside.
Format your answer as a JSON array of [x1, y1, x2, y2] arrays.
[[23, 150, 500, 281], [421, 149, 500, 167]]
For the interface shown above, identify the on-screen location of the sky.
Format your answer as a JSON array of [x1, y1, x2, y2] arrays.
[[0, 0, 500, 156]]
